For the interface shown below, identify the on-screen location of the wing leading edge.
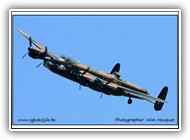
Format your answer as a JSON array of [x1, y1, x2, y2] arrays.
[[18, 29, 45, 50]]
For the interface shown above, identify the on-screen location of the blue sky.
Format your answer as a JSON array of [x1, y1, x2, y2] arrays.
[[12, 15, 178, 125]]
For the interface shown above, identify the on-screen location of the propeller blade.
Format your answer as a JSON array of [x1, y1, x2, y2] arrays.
[[29, 37, 32, 47], [36, 62, 43, 68], [21, 52, 28, 59], [44, 46, 48, 57], [79, 84, 82, 90], [100, 93, 103, 99]]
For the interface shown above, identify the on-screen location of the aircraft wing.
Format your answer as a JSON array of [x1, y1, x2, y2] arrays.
[[19, 29, 57, 58], [77, 72, 167, 104], [18, 29, 45, 50], [117, 86, 168, 104]]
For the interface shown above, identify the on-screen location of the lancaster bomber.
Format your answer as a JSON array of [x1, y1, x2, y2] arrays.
[[18, 29, 168, 111]]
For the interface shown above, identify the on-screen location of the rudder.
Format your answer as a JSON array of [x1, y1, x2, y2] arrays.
[[154, 86, 168, 111]]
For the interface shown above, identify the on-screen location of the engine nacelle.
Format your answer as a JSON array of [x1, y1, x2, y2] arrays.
[[28, 51, 40, 59], [44, 61, 56, 69], [28, 50, 44, 59]]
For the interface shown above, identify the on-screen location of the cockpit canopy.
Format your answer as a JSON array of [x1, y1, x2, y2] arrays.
[[113, 71, 121, 79], [60, 55, 80, 64]]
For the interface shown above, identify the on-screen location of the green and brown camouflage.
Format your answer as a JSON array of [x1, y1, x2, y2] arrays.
[[69, 62, 148, 94], [18, 29, 168, 111]]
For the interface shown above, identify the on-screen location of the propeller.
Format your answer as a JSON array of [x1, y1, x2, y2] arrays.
[[21, 36, 32, 59], [79, 84, 82, 90], [77, 67, 90, 90], [77, 75, 82, 90], [29, 37, 32, 47], [44, 46, 48, 57], [36, 46, 48, 68], [36, 62, 43, 68], [100, 93, 103, 99], [21, 52, 28, 59]]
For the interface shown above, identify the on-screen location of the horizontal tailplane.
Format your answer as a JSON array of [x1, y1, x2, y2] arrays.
[[154, 86, 168, 111]]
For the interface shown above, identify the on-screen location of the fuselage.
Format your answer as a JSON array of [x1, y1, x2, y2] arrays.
[[18, 29, 168, 111], [43, 56, 148, 98]]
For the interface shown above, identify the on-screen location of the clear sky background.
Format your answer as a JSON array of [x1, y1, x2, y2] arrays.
[[12, 14, 178, 125]]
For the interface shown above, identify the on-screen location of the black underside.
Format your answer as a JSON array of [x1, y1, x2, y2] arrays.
[[46, 64, 143, 100]]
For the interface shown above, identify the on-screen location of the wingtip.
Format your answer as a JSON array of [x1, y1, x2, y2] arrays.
[[18, 29, 22, 32], [18, 29, 24, 35]]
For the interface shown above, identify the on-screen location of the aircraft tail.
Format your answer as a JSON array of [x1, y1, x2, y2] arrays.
[[154, 86, 168, 111], [110, 63, 120, 74]]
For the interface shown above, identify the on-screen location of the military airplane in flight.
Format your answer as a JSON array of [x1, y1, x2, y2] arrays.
[[18, 29, 168, 111]]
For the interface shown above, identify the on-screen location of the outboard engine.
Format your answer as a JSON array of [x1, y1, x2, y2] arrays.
[[28, 51, 39, 59]]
